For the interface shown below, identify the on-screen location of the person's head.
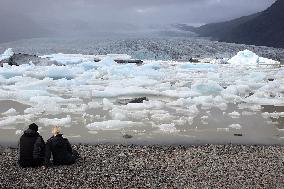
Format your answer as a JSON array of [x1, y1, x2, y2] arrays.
[[52, 126, 61, 136], [29, 123, 38, 132]]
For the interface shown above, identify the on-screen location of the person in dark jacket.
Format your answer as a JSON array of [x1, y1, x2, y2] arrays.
[[18, 123, 45, 168], [44, 126, 78, 166]]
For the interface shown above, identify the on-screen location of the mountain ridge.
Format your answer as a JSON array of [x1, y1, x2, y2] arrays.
[[181, 0, 284, 48]]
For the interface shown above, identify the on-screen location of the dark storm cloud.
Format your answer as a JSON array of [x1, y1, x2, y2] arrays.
[[0, 0, 276, 41]]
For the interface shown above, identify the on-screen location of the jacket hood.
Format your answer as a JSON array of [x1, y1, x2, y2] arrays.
[[24, 128, 39, 137]]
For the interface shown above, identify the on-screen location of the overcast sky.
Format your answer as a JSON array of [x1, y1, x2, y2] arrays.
[[0, 0, 276, 41]]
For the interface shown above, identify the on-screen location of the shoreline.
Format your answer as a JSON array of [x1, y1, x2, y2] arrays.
[[1, 140, 284, 149], [1, 144, 283, 188]]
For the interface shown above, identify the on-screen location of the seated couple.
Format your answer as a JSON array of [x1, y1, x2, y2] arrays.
[[18, 123, 79, 168]]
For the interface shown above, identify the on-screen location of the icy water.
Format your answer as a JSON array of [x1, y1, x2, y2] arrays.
[[0, 50, 284, 146], [0, 100, 283, 146]]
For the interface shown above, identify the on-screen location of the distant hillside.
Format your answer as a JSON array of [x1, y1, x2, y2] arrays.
[[182, 0, 284, 48]]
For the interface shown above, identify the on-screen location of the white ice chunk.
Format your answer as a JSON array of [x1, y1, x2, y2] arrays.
[[217, 128, 230, 132], [173, 118, 187, 126], [0, 114, 34, 127], [228, 111, 241, 118], [191, 80, 223, 95], [40, 53, 97, 65], [87, 101, 101, 109], [157, 123, 179, 133], [262, 112, 284, 119], [228, 50, 279, 66], [25, 65, 83, 80], [2, 108, 18, 116], [0, 116, 17, 127], [151, 113, 176, 123], [86, 120, 142, 130], [102, 98, 114, 110], [110, 108, 128, 120], [229, 124, 242, 130], [38, 115, 72, 127], [15, 130, 23, 135], [0, 48, 14, 61], [179, 63, 217, 70], [98, 56, 116, 67]]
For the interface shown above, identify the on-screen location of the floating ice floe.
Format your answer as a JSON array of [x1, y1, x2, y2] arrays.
[[217, 128, 230, 132], [0, 49, 283, 133], [0, 114, 34, 127], [40, 53, 97, 65], [38, 115, 72, 127], [261, 112, 284, 119], [228, 49, 280, 66], [0, 117, 18, 127], [86, 120, 142, 130], [229, 124, 242, 130], [2, 108, 18, 116], [228, 111, 241, 119], [157, 123, 179, 133], [191, 80, 223, 95], [40, 53, 132, 65]]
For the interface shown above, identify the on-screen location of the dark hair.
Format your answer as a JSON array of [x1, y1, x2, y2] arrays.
[[29, 123, 38, 132]]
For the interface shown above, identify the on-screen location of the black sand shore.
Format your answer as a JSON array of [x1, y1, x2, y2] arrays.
[[0, 144, 283, 188]]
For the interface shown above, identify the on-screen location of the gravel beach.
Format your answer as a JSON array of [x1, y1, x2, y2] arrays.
[[0, 144, 284, 188]]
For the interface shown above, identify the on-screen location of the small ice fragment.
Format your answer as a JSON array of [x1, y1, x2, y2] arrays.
[[88, 101, 101, 109], [15, 130, 23, 135], [86, 120, 142, 130], [2, 108, 18, 116], [103, 98, 113, 110], [217, 128, 230, 132], [158, 123, 179, 133], [229, 124, 242, 130], [88, 131, 98, 134], [228, 111, 240, 118], [201, 116, 209, 125]]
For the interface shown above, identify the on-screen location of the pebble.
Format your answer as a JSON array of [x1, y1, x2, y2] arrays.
[[0, 144, 283, 188]]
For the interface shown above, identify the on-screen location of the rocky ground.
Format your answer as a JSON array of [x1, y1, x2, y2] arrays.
[[0, 144, 284, 188]]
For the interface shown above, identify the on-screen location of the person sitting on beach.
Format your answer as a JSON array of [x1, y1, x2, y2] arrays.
[[44, 126, 79, 166], [18, 123, 45, 168]]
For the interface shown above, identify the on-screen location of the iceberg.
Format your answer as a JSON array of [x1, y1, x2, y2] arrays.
[[0, 48, 14, 61], [228, 49, 279, 65]]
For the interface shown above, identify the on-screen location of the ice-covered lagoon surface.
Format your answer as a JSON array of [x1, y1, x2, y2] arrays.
[[0, 49, 284, 146]]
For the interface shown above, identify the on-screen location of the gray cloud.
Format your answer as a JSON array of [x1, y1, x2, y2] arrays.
[[0, 0, 276, 41]]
